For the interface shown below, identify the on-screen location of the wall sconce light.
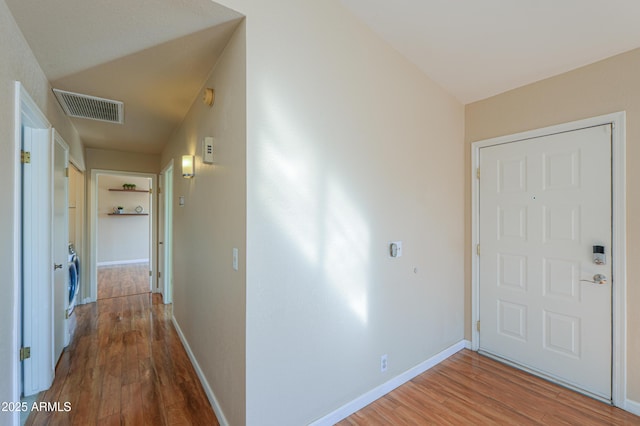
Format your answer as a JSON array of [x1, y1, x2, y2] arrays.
[[182, 155, 195, 178], [203, 88, 215, 107]]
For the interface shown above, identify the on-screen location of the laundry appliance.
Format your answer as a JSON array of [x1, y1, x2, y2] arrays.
[[67, 243, 80, 318]]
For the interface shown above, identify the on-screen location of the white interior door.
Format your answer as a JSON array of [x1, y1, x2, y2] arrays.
[[53, 134, 69, 360], [479, 125, 612, 399], [157, 173, 165, 297], [161, 163, 173, 304], [21, 126, 54, 396]]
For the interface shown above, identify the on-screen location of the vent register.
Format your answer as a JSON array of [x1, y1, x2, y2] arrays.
[[53, 89, 124, 124]]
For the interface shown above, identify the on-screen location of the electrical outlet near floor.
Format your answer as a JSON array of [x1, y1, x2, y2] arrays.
[[380, 354, 388, 372]]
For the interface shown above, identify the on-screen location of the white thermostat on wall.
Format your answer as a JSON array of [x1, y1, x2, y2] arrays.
[[203, 137, 215, 164]]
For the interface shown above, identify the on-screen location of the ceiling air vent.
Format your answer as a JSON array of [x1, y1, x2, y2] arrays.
[[53, 89, 124, 124]]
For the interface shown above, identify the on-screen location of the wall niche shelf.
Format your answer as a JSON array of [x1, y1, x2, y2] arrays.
[[108, 188, 150, 193], [108, 213, 149, 216]]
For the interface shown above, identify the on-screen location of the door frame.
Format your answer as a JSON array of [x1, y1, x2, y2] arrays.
[[159, 160, 174, 304], [87, 169, 157, 302], [471, 112, 626, 407]]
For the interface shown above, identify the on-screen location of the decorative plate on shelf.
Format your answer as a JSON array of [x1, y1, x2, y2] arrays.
[[135, 205, 143, 213]]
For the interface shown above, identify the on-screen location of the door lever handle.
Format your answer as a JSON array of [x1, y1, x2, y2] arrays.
[[54, 264, 63, 270], [580, 274, 607, 285]]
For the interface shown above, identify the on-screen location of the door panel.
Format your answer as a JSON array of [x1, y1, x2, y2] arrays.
[[479, 125, 612, 399], [22, 127, 54, 396], [53, 136, 69, 361]]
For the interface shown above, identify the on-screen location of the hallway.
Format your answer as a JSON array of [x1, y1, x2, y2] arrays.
[[26, 292, 218, 425]]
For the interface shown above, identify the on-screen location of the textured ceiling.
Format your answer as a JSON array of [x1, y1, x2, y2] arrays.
[[340, 0, 640, 103], [6, 0, 243, 153], [7, 0, 640, 154]]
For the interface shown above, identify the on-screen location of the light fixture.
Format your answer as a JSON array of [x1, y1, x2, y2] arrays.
[[203, 88, 215, 107], [182, 155, 195, 178]]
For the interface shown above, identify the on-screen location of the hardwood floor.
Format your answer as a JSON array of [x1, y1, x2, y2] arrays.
[[26, 293, 218, 426], [26, 262, 640, 425], [339, 349, 640, 425], [98, 263, 151, 299]]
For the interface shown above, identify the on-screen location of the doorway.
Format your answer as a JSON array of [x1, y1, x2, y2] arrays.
[[88, 170, 157, 302], [95, 173, 152, 299], [471, 112, 627, 406]]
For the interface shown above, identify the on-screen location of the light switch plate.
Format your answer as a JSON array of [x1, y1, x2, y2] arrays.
[[389, 241, 403, 258], [232, 248, 239, 271], [203, 137, 214, 164]]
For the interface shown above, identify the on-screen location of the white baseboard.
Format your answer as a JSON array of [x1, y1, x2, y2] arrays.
[[171, 316, 229, 426], [464, 339, 472, 349], [97, 258, 149, 266], [624, 398, 640, 416], [310, 340, 468, 426]]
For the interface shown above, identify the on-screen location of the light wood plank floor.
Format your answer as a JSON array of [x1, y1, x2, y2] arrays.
[[339, 349, 640, 425], [26, 293, 218, 426], [98, 263, 151, 299]]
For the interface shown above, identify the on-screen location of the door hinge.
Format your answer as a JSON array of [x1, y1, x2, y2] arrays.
[[149, 188, 153, 194], [476, 321, 481, 332], [158, 187, 162, 195], [21, 150, 31, 164], [476, 167, 480, 179], [476, 244, 480, 256], [158, 271, 162, 279], [149, 271, 152, 277], [20, 347, 31, 361], [65, 167, 69, 177]]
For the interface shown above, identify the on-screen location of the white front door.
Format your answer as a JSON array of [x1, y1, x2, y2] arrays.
[[479, 124, 612, 399]]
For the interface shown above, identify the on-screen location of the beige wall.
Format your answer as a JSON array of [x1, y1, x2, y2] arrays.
[[0, 1, 85, 420], [217, 1, 465, 424], [86, 148, 160, 175], [160, 21, 246, 426], [97, 175, 150, 264], [465, 47, 640, 403]]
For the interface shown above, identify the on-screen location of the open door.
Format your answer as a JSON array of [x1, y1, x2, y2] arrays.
[[159, 161, 174, 304], [21, 125, 55, 396], [53, 132, 69, 360]]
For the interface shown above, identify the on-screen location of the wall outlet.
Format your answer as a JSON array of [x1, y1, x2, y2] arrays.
[[380, 354, 388, 372]]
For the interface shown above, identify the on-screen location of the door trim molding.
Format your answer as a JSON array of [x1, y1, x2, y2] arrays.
[[160, 159, 174, 304], [470, 112, 627, 408]]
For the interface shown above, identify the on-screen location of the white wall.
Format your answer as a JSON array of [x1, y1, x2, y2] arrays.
[[97, 175, 150, 264], [160, 20, 246, 426], [215, 1, 465, 424], [0, 2, 84, 423]]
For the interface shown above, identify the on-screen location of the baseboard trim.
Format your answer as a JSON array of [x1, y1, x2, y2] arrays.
[[97, 258, 149, 266], [171, 316, 229, 426], [624, 398, 640, 416], [309, 340, 468, 425]]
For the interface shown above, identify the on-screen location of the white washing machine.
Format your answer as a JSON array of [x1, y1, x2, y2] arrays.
[[67, 243, 80, 318]]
